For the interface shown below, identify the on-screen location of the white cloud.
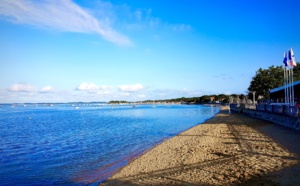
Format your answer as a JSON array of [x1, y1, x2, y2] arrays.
[[76, 82, 99, 91], [40, 86, 54, 93], [1, 82, 217, 103], [118, 84, 144, 92], [75, 82, 111, 92], [123, 8, 191, 32], [0, 0, 132, 46], [7, 83, 35, 92]]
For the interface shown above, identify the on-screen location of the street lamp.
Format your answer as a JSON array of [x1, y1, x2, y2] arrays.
[[252, 91, 256, 105], [228, 95, 231, 114]]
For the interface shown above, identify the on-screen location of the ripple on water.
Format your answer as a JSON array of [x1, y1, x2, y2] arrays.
[[0, 104, 220, 185]]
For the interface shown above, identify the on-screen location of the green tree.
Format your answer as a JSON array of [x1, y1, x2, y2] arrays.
[[248, 63, 300, 99], [214, 94, 227, 103], [199, 95, 211, 103]]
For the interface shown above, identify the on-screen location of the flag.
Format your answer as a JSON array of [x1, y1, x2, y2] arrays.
[[283, 52, 288, 66], [288, 48, 297, 67]]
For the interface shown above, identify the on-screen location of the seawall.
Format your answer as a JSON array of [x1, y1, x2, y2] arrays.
[[230, 104, 300, 131]]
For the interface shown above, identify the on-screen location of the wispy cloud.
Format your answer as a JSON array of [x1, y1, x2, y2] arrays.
[[150, 88, 208, 100], [212, 73, 233, 80], [118, 84, 144, 92], [75, 82, 111, 92], [40, 86, 54, 93], [0, 0, 132, 46], [7, 83, 35, 92], [169, 24, 192, 32], [127, 8, 191, 32]]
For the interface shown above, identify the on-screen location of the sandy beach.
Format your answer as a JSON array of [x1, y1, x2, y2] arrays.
[[101, 106, 300, 185]]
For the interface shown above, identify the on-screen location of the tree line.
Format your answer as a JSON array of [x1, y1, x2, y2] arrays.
[[248, 62, 300, 100], [109, 94, 244, 104]]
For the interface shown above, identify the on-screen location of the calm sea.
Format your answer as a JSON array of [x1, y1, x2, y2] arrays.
[[0, 104, 220, 185]]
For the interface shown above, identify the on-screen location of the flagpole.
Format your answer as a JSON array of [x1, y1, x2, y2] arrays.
[[288, 67, 290, 105], [284, 67, 287, 104], [284, 67, 289, 104], [283, 65, 286, 103], [291, 67, 294, 105], [283, 52, 289, 105], [288, 48, 296, 106], [288, 68, 292, 105]]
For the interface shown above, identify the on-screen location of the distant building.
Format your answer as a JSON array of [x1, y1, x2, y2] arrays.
[[269, 79, 300, 104]]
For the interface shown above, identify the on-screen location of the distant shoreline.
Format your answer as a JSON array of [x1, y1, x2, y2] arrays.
[[0, 102, 224, 106]]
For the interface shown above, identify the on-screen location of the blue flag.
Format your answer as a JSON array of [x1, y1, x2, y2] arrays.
[[283, 52, 288, 66]]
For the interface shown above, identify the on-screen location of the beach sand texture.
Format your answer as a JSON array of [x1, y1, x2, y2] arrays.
[[101, 107, 300, 186]]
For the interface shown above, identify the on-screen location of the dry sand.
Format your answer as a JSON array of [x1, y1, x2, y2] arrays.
[[101, 106, 300, 186]]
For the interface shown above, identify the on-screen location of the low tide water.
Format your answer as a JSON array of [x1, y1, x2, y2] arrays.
[[0, 104, 220, 185]]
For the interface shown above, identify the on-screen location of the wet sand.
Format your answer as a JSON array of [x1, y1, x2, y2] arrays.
[[101, 107, 300, 185]]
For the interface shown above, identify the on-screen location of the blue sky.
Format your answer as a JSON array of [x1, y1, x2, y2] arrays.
[[0, 0, 300, 103]]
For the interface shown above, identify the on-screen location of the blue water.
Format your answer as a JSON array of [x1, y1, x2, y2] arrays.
[[0, 104, 220, 185]]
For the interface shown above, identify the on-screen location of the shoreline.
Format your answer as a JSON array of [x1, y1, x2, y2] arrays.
[[92, 104, 221, 184], [101, 106, 300, 185]]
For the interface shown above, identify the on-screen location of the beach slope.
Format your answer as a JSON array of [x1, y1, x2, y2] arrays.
[[101, 107, 300, 185]]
